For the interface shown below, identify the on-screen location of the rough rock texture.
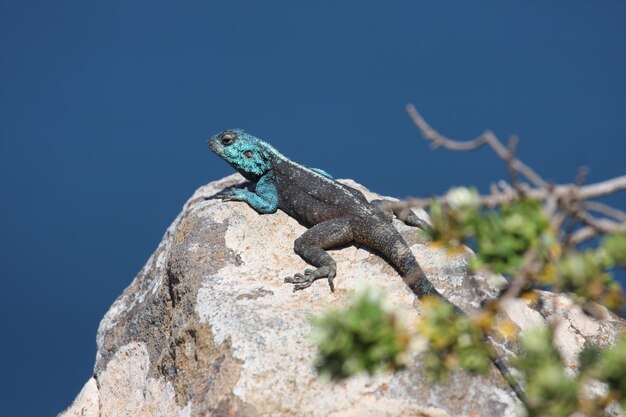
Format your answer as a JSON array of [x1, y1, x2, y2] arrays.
[[60, 174, 626, 417]]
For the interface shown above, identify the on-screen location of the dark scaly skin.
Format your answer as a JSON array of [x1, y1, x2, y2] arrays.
[[207, 129, 527, 403], [207, 129, 442, 297]]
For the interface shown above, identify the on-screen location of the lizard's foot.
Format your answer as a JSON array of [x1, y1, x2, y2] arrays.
[[216, 189, 247, 201], [284, 267, 336, 292]]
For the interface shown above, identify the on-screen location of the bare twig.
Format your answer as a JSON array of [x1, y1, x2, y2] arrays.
[[407, 104, 548, 188], [574, 212, 625, 235], [560, 168, 590, 248], [490, 182, 499, 196], [401, 104, 626, 252], [498, 179, 518, 199], [568, 219, 626, 246], [544, 193, 558, 218], [569, 227, 599, 246], [407, 104, 626, 203], [505, 135, 526, 197], [398, 105, 626, 287], [576, 175, 626, 200], [385, 177, 626, 213], [584, 201, 626, 222], [575, 166, 590, 187]]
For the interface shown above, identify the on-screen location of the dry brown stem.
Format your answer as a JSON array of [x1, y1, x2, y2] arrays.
[[406, 104, 548, 188], [401, 104, 626, 244]]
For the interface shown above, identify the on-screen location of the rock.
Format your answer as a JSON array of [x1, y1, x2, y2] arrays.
[[59, 174, 625, 417]]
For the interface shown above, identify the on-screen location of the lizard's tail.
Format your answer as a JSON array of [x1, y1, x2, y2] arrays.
[[362, 223, 444, 300], [366, 224, 529, 404], [402, 267, 447, 301]]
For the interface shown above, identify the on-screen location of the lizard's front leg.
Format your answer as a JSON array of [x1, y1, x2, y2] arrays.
[[219, 175, 278, 214], [285, 217, 353, 292]]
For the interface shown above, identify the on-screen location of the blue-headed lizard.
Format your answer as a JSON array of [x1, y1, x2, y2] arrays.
[[207, 129, 439, 297], [207, 129, 526, 402]]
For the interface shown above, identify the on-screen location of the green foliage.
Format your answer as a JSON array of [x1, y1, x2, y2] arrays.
[[417, 296, 491, 379], [427, 190, 555, 275], [516, 329, 626, 416], [555, 249, 624, 311], [312, 287, 626, 414], [555, 250, 611, 291], [471, 199, 553, 275], [601, 232, 626, 267], [311, 186, 626, 415], [310, 288, 411, 380], [515, 328, 578, 417], [427, 189, 625, 312], [427, 187, 480, 249], [427, 202, 469, 249], [590, 334, 626, 411]]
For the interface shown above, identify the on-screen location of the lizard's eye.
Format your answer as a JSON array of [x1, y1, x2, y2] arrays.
[[221, 132, 236, 146], [244, 150, 253, 159]]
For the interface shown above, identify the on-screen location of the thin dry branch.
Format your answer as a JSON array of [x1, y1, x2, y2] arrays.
[[584, 201, 626, 222], [396, 105, 626, 247], [406, 104, 548, 188], [385, 175, 626, 211], [560, 169, 590, 246], [505, 135, 527, 196], [575, 211, 626, 235], [569, 220, 626, 246], [576, 175, 626, 200]]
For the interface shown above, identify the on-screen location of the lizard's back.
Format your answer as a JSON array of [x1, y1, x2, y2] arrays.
[[272, 156, 425, 288], [272, 158, 380, 226]]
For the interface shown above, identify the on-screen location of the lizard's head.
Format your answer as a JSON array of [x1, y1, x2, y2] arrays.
[[208, 129, 275, 178]]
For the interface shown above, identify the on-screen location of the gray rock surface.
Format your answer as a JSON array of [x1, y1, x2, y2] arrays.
[[59, 174, 625, 417]]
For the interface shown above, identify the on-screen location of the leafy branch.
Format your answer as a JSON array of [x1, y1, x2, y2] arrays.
[[311, 106, 626, 416], [402, 104, 626, 313]]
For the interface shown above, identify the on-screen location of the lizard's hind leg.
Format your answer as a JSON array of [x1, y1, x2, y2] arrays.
[[371, 199, 431, 231], [285, 217, 353, 292]]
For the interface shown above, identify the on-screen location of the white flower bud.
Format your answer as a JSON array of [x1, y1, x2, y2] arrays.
[[446, 187, 480, 211]]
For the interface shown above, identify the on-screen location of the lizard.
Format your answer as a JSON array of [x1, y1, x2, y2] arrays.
[[207, 128, 441, 298], [207, 129, 526, 402]]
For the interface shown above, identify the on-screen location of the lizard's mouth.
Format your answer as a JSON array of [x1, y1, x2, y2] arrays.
[[207, 137, 222, 154]]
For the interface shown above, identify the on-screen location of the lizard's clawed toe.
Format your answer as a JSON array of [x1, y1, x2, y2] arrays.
[[284, 273, 306, 284], [327, 275, 335, 292], [284, 266, 336, 292], [292, 282, 313, 292]]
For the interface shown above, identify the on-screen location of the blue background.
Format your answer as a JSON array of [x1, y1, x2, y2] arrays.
[[1, 2, 625, 415]]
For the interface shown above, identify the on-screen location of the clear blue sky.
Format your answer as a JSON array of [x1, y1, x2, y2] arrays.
[[1, 2, 625, 416]]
